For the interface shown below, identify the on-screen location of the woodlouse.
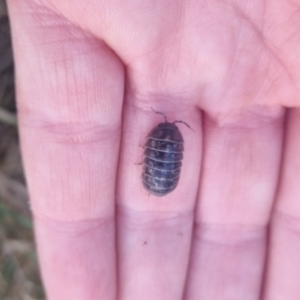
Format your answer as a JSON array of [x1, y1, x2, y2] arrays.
[[142, 109, 192, 197]]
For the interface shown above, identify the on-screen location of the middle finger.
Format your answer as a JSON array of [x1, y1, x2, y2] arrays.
[[117, 102, 201, 300]]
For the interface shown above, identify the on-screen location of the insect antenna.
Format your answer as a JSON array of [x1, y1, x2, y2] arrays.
[[173, 120, 195, 132], [151, 107, 168, 123]]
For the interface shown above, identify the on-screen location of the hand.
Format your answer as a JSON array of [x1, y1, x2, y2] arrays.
[[7, 0, 300, 299]]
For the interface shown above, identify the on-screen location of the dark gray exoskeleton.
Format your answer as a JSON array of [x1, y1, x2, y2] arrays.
[[142, 109, 191, 197]]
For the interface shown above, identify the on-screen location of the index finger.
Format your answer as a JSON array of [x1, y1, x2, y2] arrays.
[[8, 0, 124, 299]]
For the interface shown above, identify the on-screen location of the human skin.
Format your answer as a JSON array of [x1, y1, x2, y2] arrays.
[[6, 0, 300, 299]]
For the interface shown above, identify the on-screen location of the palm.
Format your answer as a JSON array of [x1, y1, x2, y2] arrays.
[[82, 1, 298, 114]]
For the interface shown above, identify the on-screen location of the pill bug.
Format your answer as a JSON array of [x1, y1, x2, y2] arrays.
[[142, 109, 192, 197]]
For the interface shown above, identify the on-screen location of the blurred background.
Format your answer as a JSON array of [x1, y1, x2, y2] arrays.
[[0, 0, 44, 299]]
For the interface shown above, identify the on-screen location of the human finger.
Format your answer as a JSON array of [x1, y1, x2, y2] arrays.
[[7, 0, 124, 299], [185, 110, 284, 300], [117, 101, 201, 300], [264, 109, 300, 300]]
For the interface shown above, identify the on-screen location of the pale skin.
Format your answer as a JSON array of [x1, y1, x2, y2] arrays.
[[6, 0, 300, 299]]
